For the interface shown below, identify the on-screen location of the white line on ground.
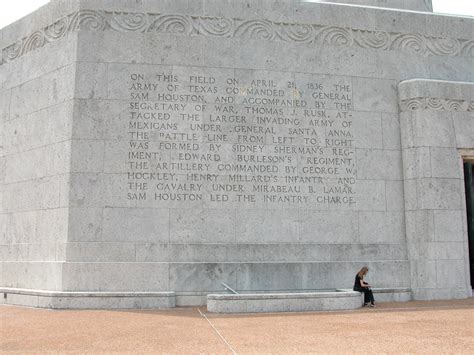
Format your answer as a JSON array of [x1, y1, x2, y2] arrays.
[[198, 308, 237, 355]]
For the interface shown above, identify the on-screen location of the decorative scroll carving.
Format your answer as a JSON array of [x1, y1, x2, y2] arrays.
[[400, 97, 474, 112], [110, 12, 149, 32], [2, 10, 474, 65], [196, 16, 234, 37]]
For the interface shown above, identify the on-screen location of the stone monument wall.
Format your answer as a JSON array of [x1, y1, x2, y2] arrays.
[[0, 0, 472, 306], [0, 1, 80, 291]]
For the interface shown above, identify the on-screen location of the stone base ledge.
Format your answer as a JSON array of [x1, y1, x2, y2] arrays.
[[372, 287, 412, 302], [0, 288, 176, 309], [339, 287, 412, 302], [207, 290, 363, 313]]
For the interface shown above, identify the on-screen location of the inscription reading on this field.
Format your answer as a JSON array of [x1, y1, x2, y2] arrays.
[[125, 66, 356, 208]]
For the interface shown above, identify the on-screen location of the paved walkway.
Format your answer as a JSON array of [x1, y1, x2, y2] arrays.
[[1, 299, 474, 353]]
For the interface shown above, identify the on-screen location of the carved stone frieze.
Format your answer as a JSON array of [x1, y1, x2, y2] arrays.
[[400, 97, 474, 112], [1, 10, 473, 65]]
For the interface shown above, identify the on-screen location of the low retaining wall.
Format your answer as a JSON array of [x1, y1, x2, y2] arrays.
[[0, 288, 176, 309], [207, 290, 363, 313]]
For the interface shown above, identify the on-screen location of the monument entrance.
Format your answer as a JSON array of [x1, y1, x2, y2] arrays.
[[464, 162, 474, 289]]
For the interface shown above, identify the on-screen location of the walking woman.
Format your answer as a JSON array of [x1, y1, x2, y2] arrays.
[[353, 266, 375, 307]]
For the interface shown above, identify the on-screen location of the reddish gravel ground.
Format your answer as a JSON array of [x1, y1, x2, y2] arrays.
[[1, 298, 474, 353]]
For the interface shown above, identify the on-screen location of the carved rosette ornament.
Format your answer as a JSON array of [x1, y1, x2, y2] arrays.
[[1, 10, 473, 65]]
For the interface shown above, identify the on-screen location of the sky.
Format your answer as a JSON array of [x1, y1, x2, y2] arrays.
[[0, 0, 473, 29]]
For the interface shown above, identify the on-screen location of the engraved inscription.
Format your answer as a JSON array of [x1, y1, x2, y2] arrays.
[[126, 66, 357, 208]]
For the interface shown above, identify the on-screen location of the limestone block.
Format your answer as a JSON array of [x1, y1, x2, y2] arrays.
[[100, 173, 137, 208], [4, 141, 71, 183], [356, 149, 402, 180], [411, 287, 469, 300], [371, 288, 412, 302], [298, 42, 381, 79], [399, 112, 413, 150], [62, 262, 170, 291], [65, 242, 136, 262], [355, 180, 386, 211], [403, 179, 418, 210], [385, 180, 405, 211], [1, 261, 63, 290], [351, 111, 383, 148], [436, 259, 466, 288], [375, 50, 431, 80], [36, 208, 69, 244], [425, 14, 473, 40], [0, 245, 16, 261], [381, 113, 401, 150], [352, 78, 398, 113], [230, 261, 409, 291], [0, 157, 5, 183], [402, 147, 431, 179], [70, 173, 137, 207], [0, 128, 4, 160], [68, 173, 105, 208], [0, 214, 6, 244], [68, 207, 103, 242], [0, 65, 6, 90], [453, 112, 474, 148], [359, 211, 405, 244], [409, 260, 437, 288], [135, 242, 407, 263], [56, 243, 66, 261], [73, 99, 123, 140], [401, 111, 456, 148], [236, 262, 317, 291], [2, 175, 67, 213], [170, 208, 235, 244], [427, 56, 474, 83], [9, 64, 75, 119], [102, 207, 169, 243], [3, 211, 36, 244], [169, 262, 238, 292], [74, 62, 108, 100], [405, 210, 435, 243], [238, 210, 358, 244], [417, 178, 463, 210], [12, 243, 58, 261], [2, 101, 74, 155], [409, 242, 465, 261], [0, 89, 11, 122], [434, 210, 464, 242], [429, 147, 463, 179], [318, 2, 377, 29], [71, 140, 104, 173]]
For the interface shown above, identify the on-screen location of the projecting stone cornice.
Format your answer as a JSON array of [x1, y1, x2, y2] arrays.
[[1, 10, 474, 66]]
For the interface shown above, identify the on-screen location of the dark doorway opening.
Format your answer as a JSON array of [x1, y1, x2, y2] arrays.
[[463, 162, 474, 289]]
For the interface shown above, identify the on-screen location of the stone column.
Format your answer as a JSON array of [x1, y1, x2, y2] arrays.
[[399, 79, 474, 300]]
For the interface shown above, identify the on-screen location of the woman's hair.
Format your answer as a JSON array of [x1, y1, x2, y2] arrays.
[[357, 266, 369, 278]]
